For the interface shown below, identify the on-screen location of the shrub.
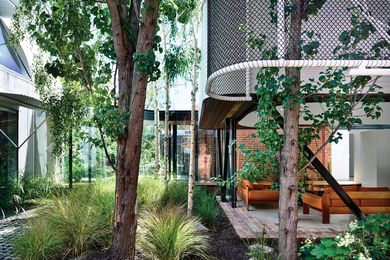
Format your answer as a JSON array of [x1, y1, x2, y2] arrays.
[[0, 177, 23, 213], [194, 188, 219, 228], [20, 176, 60, 202], [138, 205, 210, 260], [13, 180, 114, 259], [299, 214, 390, 259], [138, 178, 220, 228]]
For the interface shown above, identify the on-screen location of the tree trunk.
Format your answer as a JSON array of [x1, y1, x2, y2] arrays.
[[68, 127, 73, 189], [278, 0, 302, 259], [88, 143, 92, 183], [154, 83, 161, 177], [107, 0, 160, 259], [164, 80, 169, 181], [187, 18, 199, 216], [163, 27, 170, 182]]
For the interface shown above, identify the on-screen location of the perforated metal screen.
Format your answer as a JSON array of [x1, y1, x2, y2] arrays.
[[206, 0, 390, 98]]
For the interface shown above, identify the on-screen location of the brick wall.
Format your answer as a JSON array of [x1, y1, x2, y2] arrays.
[[236, 127, 332, 180], [196, 127, 332, 181]]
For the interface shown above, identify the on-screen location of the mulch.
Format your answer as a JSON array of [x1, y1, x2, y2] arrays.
[[208, 204, 249, 260]]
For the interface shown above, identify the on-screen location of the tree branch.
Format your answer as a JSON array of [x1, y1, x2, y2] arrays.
[[299, 76, 381, 173], [77, 46, 117, 173]]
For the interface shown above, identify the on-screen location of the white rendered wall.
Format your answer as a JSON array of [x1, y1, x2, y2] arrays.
[[377, 131, 390, 188], [331, 130, 350, 181], [18, 107, 51, 178], [352, 130, 390, 188], [353, 131, 378, 187]]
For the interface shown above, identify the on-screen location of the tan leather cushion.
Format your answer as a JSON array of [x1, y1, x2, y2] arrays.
[[249, 189, 279, 201], [241, 179, 254, 190]]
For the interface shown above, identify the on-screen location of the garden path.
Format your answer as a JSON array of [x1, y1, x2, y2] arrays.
[[0, 209, 38, 260]]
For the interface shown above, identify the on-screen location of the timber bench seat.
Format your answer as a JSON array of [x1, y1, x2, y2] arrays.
[[303, 187, 390, 224], [237, 179, 279, 210]]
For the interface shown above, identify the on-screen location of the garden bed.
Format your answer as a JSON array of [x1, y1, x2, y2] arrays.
[[208, 204, 249, 260], [84, 203, 249, 260]]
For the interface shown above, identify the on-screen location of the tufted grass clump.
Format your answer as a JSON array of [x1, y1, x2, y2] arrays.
[[159, 181, 188, 207], [13, 179, 115, 259], [137, 177, 165, 209], [194, 188, 220, 228], [138, 204, 210, 260], [13, 220, 64, 260]]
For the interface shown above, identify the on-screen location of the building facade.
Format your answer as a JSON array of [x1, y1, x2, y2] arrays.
[[0, 1, 54, 183], [198, 0, 390, 194]]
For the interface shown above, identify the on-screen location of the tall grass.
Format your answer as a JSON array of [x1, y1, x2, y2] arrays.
[[194, 188, 220, 228], [159, 181, 188, 207], [13, 180, 114, 259], [138, 205, 210, 260], [20, 176, 61, 202], [13, 220, 64, 260], [137, 177, 165, 209], [138, 177, 220, 228], [14, 177, 218, 259]]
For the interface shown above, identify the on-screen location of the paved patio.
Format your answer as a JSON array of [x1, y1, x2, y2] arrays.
[[0, 209, 38, 260], [219, 199, 355, 240]]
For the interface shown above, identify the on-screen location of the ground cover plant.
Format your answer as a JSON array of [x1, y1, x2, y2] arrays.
[[138, 178, 220, 228], [0, 176, 63, 218], [299, 214, 390, 259]]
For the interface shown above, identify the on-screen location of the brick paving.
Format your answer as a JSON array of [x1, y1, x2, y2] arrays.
[[219, 201, 347, 240], [0, 209, 38, 260]]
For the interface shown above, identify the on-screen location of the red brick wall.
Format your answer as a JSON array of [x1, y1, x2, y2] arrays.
[[236, 127, 332, 180], [196, 127, 332, 181], [306, 127, 332, 179]]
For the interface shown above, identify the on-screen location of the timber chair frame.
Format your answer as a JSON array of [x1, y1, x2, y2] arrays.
[[303, 187, 390, 224]]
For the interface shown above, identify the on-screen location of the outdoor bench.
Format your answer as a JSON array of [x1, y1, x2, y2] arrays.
[[302, 186, 390, 224], [237, 179, 279, 210]]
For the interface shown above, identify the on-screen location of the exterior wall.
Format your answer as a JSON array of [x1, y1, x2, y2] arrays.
[[198, 0, 208, 116], [353, 131, 378, 187], [331, 130, 350, 180], [0, 18, 55, 180], [353, 130, 390, 188], [377, 131, 390, 188], [18, 107, 53, 178], [236, 127, 332, 180]]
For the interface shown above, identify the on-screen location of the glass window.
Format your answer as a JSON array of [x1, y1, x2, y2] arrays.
[[0, 21, 29, 76], [177, 125, 191, 179], [0, 107, 18, 181]]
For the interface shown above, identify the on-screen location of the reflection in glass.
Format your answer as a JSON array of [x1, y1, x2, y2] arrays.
[[177, 125, 191, 179], [0, 107, 18, 184], [0, 21, 29, 76]]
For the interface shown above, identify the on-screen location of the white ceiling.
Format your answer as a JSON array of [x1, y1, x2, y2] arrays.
[[239, 102, 390, 128]]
